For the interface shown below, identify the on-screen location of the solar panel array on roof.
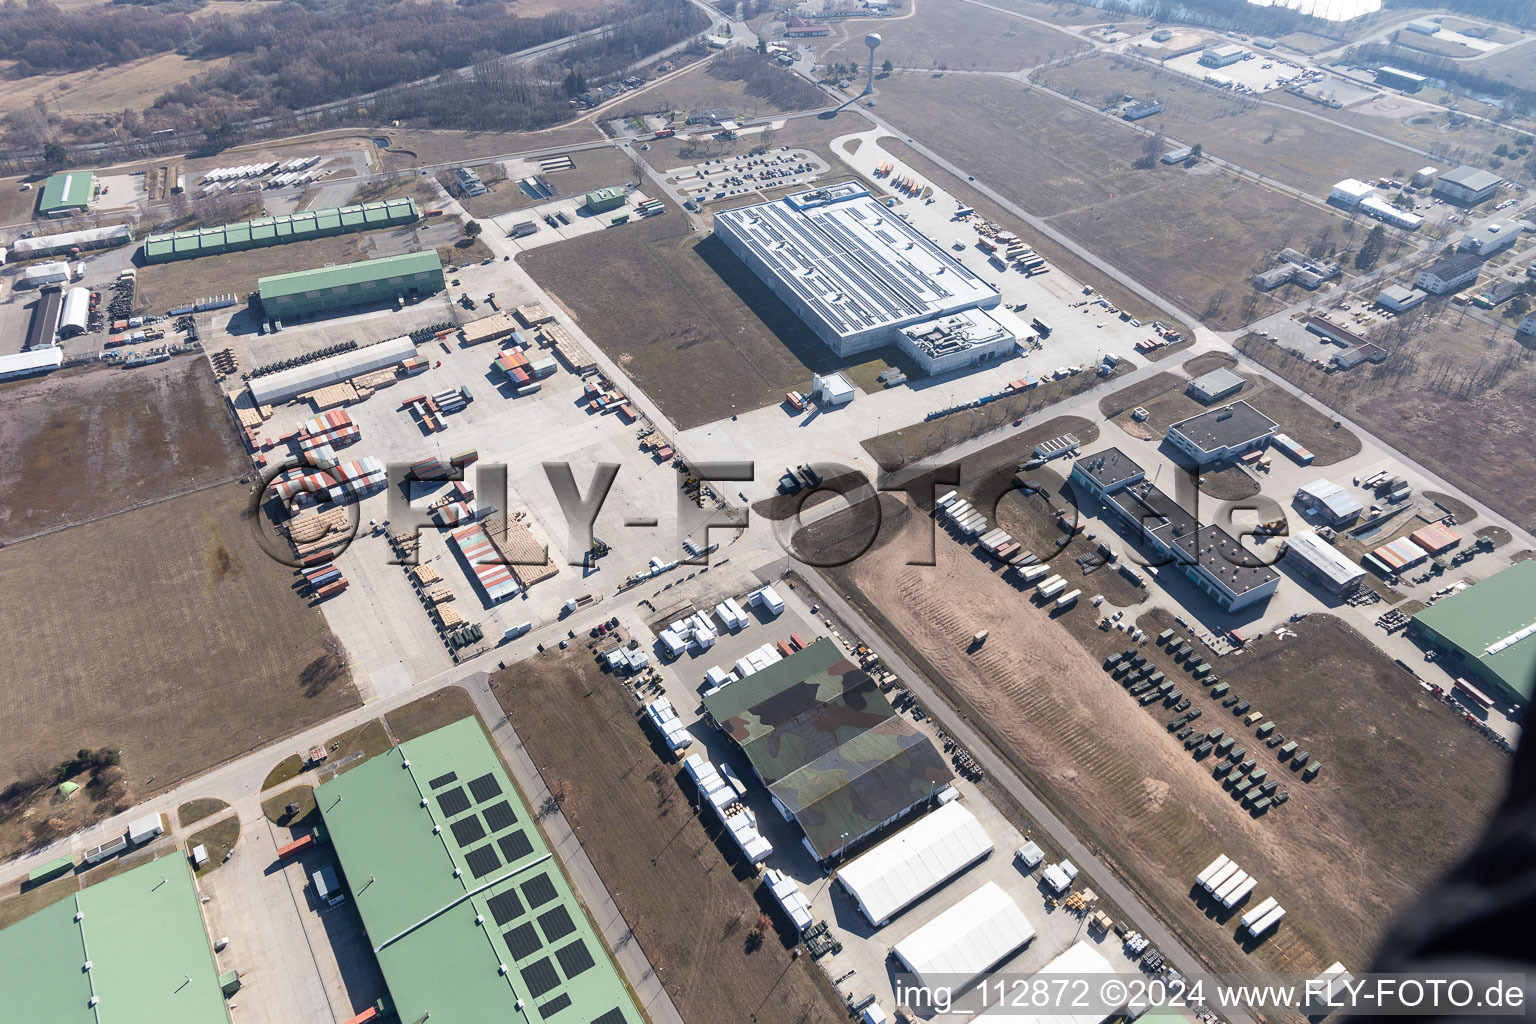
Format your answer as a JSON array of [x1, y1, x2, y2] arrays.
[[488, 889, 525, 926], [468, 772, 503, 801], [450, 815, 486, 847], [522, 957, 562, 998], [539, 906, 577, 942], [713, 185, 999, 356], [539, 994, 573, 1018], [523, 873, 559, 908], [505, 922, 544, 960], [428, 771, 458, 788], [437, 786, 471, 817], [556, 938, 596, 977], [464, 843, 502, 879], [499, 829, 535, 862], [483, 799, 519, 831]]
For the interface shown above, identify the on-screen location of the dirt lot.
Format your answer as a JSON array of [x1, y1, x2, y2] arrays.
[[1036, 54, 1428, 195], [454, 146, 641, 219], [815, 0, 1088, 72], [802, 486, 1507, 976], [385, 686, 480, 743], [0, 358, 246, 543], [518, 211, 842, 429], [1237, 324, 1536, 532], [0, 479, 358, 851], [641, 108, 866, 175], [874, 75, 1352, 330], [612, 59, 801, 125], [491, 650, 846, 1024]]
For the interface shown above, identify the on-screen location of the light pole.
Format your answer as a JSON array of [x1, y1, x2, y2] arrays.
[[864, 34, 882, 96]]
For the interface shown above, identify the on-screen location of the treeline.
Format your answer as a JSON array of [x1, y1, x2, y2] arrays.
[[1383, 0, 1536, 31], [707, 48, 827, 111], [1347, 42, 1536, 113], [0, 2, 197, 75]]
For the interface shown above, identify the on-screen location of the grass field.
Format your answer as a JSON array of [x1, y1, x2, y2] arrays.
[[177, 797, 230, 827], [641, 108, 867, 174], [1, 53, 228, 118], [1461, 40, 1536, 96], [978, 0, 1112, 25], [186, 815, 240, 875], [802, 466, 1507, 976], [377, 124, 605, 169], [872, 138, 1191, 337], [1237, 322, 1536, 533], [0, 480, 358, 821], [1034, 54, 1427, 195], [873, 74, 1354, 330], [385, 686, 480, 743], [491, 649, 846, 1024], [612, 60, 794, 125], [1047, 172, 1354, 330], [816, 0, 1088, 72], [518, 210, 842, 428], [0, 358, 245, 542]]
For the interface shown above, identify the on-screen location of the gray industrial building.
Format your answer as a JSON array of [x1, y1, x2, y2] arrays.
[[1295, 478, 1364, 526], [1458, 219, 1522, 257], [1415, 253, 1483, 295], [248, 335, 416, 405], [1186, 366, 1245, 404], [1282, 531, 1365, 594], [714, 182, 1008, 373], [1071, 447, 1280, 612], [1433, 166, 1503, 205], [895, 308, 1014, 375], [1165, 401, 1278, 466]]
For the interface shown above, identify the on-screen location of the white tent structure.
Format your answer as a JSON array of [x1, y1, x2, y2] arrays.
[[891, 881, 1035, 989], [978, 941, 1121, 1024], [248, 335, 415, 405], [837, 802, 994, 926]]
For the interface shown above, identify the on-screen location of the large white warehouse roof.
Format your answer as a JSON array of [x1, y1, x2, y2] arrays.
[[713, 181, 998, 351], [979, 941, 1120, 1024], [891, 880, 1035, 989], [247, 335, 415, 405], [837, 801, 994, 926]]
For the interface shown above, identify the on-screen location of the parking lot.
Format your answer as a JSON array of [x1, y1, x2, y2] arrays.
[[1162, 51, 1318, 94], [663, 148, 829, 206]]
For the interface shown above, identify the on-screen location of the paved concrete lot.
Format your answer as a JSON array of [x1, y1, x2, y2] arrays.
[[1163, 51, 1316, 94], [632, 578, 1145, 1020], [200, 813, 385, 1024]]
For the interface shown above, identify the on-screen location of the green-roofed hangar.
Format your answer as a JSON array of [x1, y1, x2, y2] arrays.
[[255, 250, 445, 319], [143, 199, 420, 264], [38, 171, 95, 218], [0, 857, 232, 1024], [700, 638, 952, 865], [315, 716, 641, 1024], [1411, 560, 1536, 705]]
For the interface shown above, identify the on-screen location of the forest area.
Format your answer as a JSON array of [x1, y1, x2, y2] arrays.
[[1, 0, 708, 151]]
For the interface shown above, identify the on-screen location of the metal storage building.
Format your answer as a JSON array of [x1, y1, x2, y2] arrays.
[[58, 285, 90, 337], [143, 198, 419, 263], [316, 718, 642, 1024], [1165, 401, 1278, 466], [700, 638, 951, 864], [1375, 66, 1427, 93], [891, 881, 1036, 990], [0, 856, 232, 1024], [1433, 166, 1503, 205], [37, 171, 94, 217], [837, 801, 994, 926], [10, 223, 130, 260], [1412, 560, 1536, 703], [1281, 531, 1365, 594], [255, 250, 444, 319], [1186, 366, 1244, 404], [1295, 478, 1363, 526], [585, 187, 628, 213], [24, 285, 63, 351], [0, 347, 64, 381], [247, 336, 416, 405]]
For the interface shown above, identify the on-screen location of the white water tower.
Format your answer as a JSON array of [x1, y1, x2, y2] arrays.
[[865, 32, 882, 95]]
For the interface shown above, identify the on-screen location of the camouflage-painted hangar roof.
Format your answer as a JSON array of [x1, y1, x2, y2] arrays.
[[702, 638, 951, 861]]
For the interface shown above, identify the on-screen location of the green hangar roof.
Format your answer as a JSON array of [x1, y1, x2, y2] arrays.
[[315, 717, 641, 1024], [0, 857, 231, 1024], [38, 171, 94, 216], [701, 638, 951, 862], [1413, 560, 1536, 702], [142, 198, 419, 263], [257, 249, 443, 302]]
